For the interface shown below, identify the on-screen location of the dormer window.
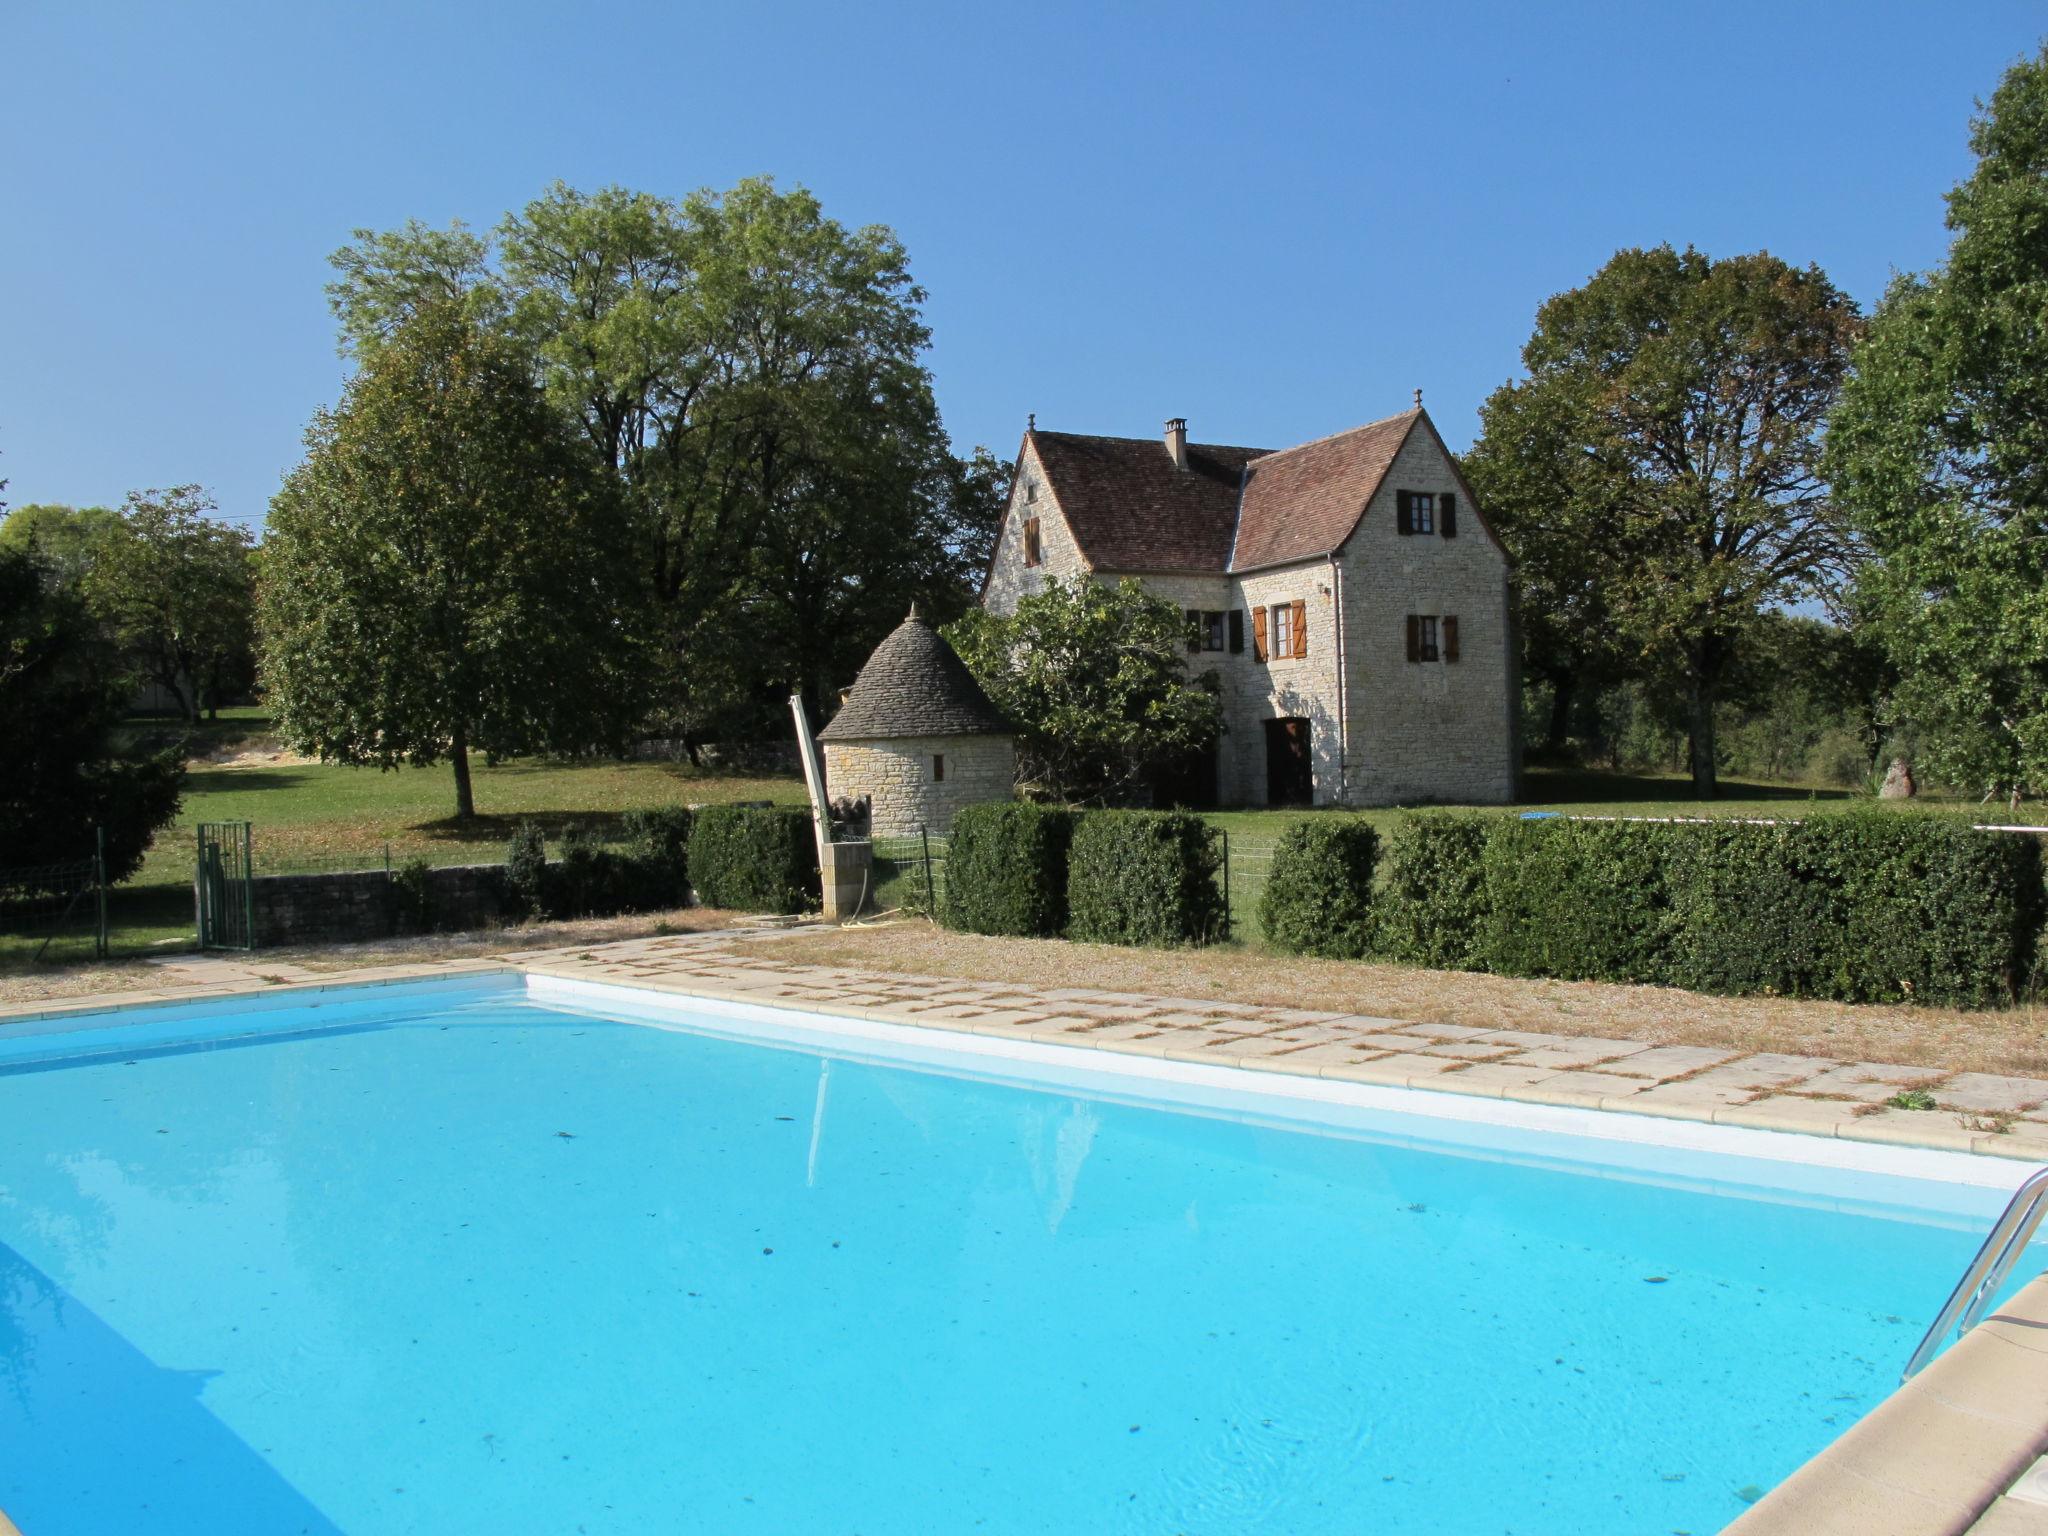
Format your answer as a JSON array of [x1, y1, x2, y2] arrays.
[[1022, 518, 1042, 566]]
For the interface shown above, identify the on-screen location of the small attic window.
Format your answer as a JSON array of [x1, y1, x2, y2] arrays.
[[1025, 480, 1037, 503]]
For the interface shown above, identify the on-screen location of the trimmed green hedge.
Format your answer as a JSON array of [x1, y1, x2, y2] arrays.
[[1258, 818, 1379, 958], [1370, 811, 1494, 970], [1479, 817, 1676, 983], [1066, 810, 1224, 948], [1660, 813, 2041, 1006], [502, 809, 696, 921], [943, 802, 1077, 937], [690, 804, 818, 914]]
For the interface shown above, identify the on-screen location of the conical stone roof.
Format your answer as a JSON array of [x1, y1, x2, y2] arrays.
[[818, 611, 1013, 741]]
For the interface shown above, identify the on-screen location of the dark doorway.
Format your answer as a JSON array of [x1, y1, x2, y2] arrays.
[[1264, 718, 1313, 806], [1147, 740, 1219, 810]]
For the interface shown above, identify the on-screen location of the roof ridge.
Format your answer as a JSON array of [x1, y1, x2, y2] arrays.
[[1029, 428, 1274, 457], [1244, 409, 1422, 465]]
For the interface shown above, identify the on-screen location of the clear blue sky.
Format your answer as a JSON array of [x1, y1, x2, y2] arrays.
[[4, 0, 2043, 530]]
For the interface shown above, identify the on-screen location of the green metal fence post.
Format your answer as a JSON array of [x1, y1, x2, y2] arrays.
[[95, 825, 108, 960], [1220, 827, 1231, 942], [919, 826, 935, 916]]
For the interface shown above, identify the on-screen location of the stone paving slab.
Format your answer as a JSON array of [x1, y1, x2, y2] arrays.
[[500, 938, 2048, 1160]]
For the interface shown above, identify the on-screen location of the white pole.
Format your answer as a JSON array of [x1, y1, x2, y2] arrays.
[[791, 693, 833, 861]]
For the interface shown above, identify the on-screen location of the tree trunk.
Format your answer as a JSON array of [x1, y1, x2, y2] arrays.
[[1686, 674, 1718, 799], [1545, 670, 1576, 755], [451, 723, 476, 819]]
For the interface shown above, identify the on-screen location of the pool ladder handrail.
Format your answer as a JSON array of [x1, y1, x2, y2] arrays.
[[1903, 1164, 2048, 1382]]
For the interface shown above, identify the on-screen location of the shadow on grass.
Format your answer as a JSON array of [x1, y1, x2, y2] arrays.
[[183, 768, 317, 796], [1520, 768, 1857, 806], [408, 809, 636, 844]]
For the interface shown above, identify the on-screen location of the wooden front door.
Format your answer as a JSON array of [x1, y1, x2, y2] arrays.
[[1264, 718, 1313, 806]]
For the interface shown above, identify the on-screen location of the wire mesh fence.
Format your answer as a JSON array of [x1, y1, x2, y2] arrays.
[[1220, 834, 1278, 944], [870, 831, 948, 917], [0, 854, 109, 962]]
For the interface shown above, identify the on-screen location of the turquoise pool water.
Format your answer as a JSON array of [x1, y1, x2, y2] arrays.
[[0, 977, 2024, 1535]]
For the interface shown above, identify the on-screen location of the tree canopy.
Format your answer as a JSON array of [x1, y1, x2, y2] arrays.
[[946, 577, 1223, 806], [1827, 45, 2048, 800], [260, 302, 649, 818], [0, 541, 183, 879], [1465, 245, 1861, 796], [325, 179, 1002, 742], [86, 487, 255, 720], [0, 503, 122, 587]]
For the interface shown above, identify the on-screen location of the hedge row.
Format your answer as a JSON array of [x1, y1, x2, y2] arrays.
[[502, 803, 819, 922], [1260, 809, 2043, 1007], [942, 806, 1224, 948]]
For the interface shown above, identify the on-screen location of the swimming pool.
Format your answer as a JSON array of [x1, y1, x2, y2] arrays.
[[0, 973, 2032, 1535]]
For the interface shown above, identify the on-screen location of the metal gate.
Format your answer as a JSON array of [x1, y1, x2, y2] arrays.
[[195, 821, 255, 950]]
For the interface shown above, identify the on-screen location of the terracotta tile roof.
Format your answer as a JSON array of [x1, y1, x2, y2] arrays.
[[1030, 431, 1269, 573], [1027, 412, 1424, 576], [1230, 411, 1420, 570], [818, 611, 1013, 741]]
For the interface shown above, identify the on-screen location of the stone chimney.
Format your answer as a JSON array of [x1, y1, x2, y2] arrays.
[[1164, 418, 1188, 472]]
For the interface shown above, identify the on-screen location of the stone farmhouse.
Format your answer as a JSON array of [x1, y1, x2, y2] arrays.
[[982, 407, 1519, 808]]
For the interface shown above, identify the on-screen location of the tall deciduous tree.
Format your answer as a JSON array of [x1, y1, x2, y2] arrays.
[[946, 577, 1222, 806], [85, 486, 255, 720], [0, 503, 122, 587], [260, 303, 649, 818], [1465, 246, 1861, 796], [325, 179, 1000, 741], [1827, 47, 2048, 800]]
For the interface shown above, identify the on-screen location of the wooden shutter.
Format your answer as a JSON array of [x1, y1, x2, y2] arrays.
[[1252, 606, 1269, 662], [1440, 493, 1458, 538], [1443, 615, 1460, 663], [1396, 490, 1413, 536], [1185, 609, 1202, 653], [1291, 599, 1308, 658], [1228, 609, 1244, 653], [1405, 615, 1421, 663]]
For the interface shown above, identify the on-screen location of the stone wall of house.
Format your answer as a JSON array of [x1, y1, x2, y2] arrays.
[[982, 440, 1090, 614], [247, 863, 509, 948], [1218, 562, 1348, 805], [1335, 424, 1517, 806], [824, 735, 1016, 837]]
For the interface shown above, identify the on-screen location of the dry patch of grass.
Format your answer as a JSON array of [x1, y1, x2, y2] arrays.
[[765, 923, 2048, 1078]]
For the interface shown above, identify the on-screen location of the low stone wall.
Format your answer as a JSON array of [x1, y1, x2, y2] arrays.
[[249, 863, 509, 948]]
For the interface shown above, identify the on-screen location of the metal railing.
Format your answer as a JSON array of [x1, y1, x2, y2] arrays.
[[0, 835, 109, 963], [1903, 1165, 2048, 1381], [870, 829, 947, 917]]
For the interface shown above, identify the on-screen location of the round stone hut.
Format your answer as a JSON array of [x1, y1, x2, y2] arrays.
[[818, 610, 1016, 837]]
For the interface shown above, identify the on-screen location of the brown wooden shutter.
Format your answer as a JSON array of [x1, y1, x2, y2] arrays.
[[1443, 615, 1460, 663], [1440, 493, 1458, 538], [1405, 615, 1421, 662], [1396, 490, 1413, 535], [1291, 599, 1308, 658], [1185, 609, 1202, 653], [1252, 606, 1269, 662]]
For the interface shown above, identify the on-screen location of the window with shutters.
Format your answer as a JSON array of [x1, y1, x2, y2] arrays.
[[1252, 605, 1269, 662], [1404, 614, 1461, 663], [1200, 611, 1226, 651], [1397, 490, 1435, 536], [1022, 518, 1042, 566], [1397, 489, 1460, 538], [1271, 601, 1295, 659]]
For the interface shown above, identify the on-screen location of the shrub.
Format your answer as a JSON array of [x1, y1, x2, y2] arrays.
[[689, 804, 818, 914], [943, 802, 1077, 937], [1370, 811, 1495, 970], [551, 822, 641, 920], [1258, 818, 1379, 958], [390, 856, 435, 934], [622, 805, 694, 909], [1065, 810, 1224, 947], [1479, 817, 1676, 982], [1664, 812, 2042, 1006], [505, 821, 547, 918]]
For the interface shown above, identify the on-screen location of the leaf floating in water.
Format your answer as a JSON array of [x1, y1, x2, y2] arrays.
[[1643, 1276, 1669, 1283], [775, 1116, 795, 1121], [555, 1131, 575, 1138], [1735, 1485, 1766, 1504]]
